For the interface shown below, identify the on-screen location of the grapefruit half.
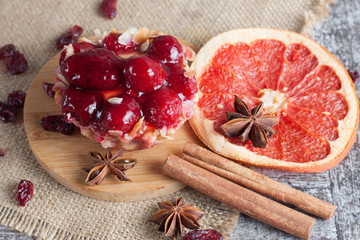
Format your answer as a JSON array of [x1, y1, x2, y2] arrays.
[[190, 28, 359, 173]]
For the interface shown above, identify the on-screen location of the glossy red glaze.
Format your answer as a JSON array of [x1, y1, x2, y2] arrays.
[[123, 56, 166, 93], [97, 94, 141, 133], [167, 69, 198, 99], [59, 42, 98, 64], [60, 48, 122, 90], [143, 88, 182, 128], [102, 32, 137, 54], [62, 87, 104, 126], [147, 35, 184, 69]]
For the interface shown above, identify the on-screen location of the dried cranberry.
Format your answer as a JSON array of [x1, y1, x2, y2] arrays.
[[101, 0, 117, 19], [0, 147, 4, 157], [143, 88, 182, 128], [147, 35, 184, 69], [102, 32, 137, 54], [42, 82, 55, 98], [0, 102, 15, 123], [167, 69, 198, 99], [123, 56, 166, 93], [60, 48, 122, 90], [62, 87, 104, 126], [183, 229, 224, 240], [0, 44, 15, 59], [17, 180, 34, 207], [56, 25, 83, 50], [59, 42, 98, 64], [348, 70, 359, 84], [40, 115, 74, 135], [98, 94, 141, 133], [7, 90, 26, 108], [3, 51, 28, 74]]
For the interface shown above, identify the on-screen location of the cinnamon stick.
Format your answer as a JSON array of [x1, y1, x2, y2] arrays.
[[162, 154, 315, 240], [183, 142, 337, 219]]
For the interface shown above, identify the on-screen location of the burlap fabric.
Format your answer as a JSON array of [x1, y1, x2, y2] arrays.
[[0, 0, 334, 239]]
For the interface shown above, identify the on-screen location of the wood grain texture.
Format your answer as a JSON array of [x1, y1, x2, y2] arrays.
[[22, 37, 201, 202], [1, 0, 359, 239]]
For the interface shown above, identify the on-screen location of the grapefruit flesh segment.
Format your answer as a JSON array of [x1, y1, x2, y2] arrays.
[[212, 43, 266, 90], [250, 40, 286, 90], [285, 103, 339, 141], [245, 129, 284, 160], [198, 94, 234, 121], [278, 44, 319, 92], [276, 115, 331, 163], [198, 62, 259, 97], [198, 94, 259, 121], [288, 91, 348, 120], [286, 65, 341, 97]]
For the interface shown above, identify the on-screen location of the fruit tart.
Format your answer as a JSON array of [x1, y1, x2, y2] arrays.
[[53, 28, 198, 150]]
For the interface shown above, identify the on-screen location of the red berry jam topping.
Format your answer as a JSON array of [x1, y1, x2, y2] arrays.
[[101, 0, 117, 19], [60, 48, 122, 90], [147, 35, 184, 69], [143, 88, 182, 128], [98, 95, 141, 133], [0, 101, 15, 123], [59, 42, 98, 64], [42, 82, 55, 98], [56, 25, 83, 50], [102, 32, 137, 54], [7, 90, 26, 108], [54, 29, 198, 149], [17, 180, 34, 207], [123, 56, 166, 93], [62, 87, 104, 126], [183, 229, 224, 240], [40, 115, 74, 135], [167, 69, 198, 100]]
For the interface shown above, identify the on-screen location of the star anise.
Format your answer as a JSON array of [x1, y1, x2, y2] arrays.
[[220, 95, 279, 148], [149, 197, 205, 238], [83, 148, 137, 185]]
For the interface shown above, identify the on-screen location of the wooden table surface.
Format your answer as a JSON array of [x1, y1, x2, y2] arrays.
[[1, 0, 359, 239]]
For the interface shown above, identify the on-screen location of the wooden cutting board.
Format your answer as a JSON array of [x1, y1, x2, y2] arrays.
[[23, 38, 203, 202]]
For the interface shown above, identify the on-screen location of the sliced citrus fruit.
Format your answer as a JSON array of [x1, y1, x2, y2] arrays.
[[190, 28, 359, 172]]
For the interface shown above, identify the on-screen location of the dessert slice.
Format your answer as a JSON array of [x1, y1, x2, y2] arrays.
[[53, 28, 197, 150]]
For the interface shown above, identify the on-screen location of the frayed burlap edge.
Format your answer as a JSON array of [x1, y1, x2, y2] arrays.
[[1, 203, 239, 240], [0, 206, 89, 240], [301, 0, 336, 36]]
